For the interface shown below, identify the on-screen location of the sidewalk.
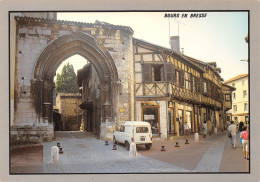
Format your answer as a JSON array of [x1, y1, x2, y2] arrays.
[[219, 134, 249, 172], [139, 130, 249, 172]]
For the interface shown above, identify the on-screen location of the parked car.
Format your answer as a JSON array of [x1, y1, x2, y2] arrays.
[[113, 121, 153, 150]]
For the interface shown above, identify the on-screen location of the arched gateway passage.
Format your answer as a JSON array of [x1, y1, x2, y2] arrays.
[[32, 32, 120, 139]]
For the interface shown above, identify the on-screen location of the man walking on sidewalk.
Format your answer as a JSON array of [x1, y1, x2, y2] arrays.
[[184, 121, 189, 139], [228, 121, 237, 148]]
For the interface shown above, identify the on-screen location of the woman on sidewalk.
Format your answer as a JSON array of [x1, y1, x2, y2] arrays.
[[240, 126, 249, 160], [203, 121, 207, 138], [238, 121, 244, 145]]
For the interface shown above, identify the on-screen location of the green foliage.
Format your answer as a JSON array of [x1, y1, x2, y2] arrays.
[[55, 63, 78, 93]]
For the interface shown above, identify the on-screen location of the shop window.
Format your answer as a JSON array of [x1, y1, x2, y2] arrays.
[[178, 110, 184, 136], [142, 106, 160, 136]]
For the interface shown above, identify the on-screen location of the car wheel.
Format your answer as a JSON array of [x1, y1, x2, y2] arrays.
[[125, 141, 130, 151], [145, 144, 151, 150], [113, 136, 117, 144]]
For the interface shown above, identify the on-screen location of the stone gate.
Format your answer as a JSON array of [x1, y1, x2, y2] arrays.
[[10, 13, 135, 144]]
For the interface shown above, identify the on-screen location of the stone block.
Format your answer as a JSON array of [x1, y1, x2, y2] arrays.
[[42, 29, 51, 35], [40, 39, 47, 44], [36, 27, 42, 34], [28, 28, 37, 35], [59, 30, 69, 36], [18, 28, 28, 34]]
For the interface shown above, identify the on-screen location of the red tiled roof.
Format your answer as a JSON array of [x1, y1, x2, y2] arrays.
[[223, 74, 248, 83]]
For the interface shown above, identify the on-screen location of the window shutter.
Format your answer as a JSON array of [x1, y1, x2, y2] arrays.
[[165, 63, 173, 82], [142, 64, 151, 82], [196, 77, 201, 93], [172, 66, 176, 84], [180, 71, 184, 87], [191, 74, 194, 92]]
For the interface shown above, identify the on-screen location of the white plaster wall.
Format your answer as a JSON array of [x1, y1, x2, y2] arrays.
[[135, 101, 141, 121], [159, 101, 167, 139]]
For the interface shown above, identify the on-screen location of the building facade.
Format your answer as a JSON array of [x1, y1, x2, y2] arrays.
[[10, 12, 234, 144], [54, 93, 83, 131], [224, 74, 249, 124]]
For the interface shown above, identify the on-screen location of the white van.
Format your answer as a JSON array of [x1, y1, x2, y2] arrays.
[[113, 121, 152, 150]]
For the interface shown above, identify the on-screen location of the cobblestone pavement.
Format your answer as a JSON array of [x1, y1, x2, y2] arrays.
[[43, 131, 248, 173], [43, 132, 189, 173]]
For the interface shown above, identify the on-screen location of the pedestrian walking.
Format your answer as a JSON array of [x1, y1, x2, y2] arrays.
[[203, 121, 207, 137], [184, 121, 189, 139], [238, 121, 244, 145], [228, 121, 237, 148], [240, 126, 249, 160]]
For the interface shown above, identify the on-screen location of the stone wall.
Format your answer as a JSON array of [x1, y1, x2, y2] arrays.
[[12, 16, 135, 142]]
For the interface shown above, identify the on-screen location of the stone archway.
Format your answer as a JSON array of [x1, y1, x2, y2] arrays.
[[32, 31, 120, 139]]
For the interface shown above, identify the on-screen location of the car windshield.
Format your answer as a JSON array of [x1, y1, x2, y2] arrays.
[[136, 127, 149, 133]]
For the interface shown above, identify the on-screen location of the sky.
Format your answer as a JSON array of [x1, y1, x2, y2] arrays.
[[55, 12, 248, 81]]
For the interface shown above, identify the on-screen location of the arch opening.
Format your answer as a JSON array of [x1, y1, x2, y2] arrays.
[[32, 32, 120, 139]]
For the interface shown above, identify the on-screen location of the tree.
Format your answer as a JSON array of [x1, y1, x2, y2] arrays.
[[55, 63, 79, 93]]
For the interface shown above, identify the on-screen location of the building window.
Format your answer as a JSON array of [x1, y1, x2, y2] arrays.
[[233, 105, 237, 112], [142, 64, 164, 82], [232, 83, 235, 87], [242, 80, 245, 86], [243, 90, 247, 98], [203, 82, 207, 93], [244, 103, 248, 111], [225, 94, 231, 101], [152, 65, 164, 81], [233, 92, 236, 100], [176, 71, 179, 86], [184, 72, 192, 90]]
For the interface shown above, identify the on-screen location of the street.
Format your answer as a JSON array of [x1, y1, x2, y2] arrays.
[[40, 130, 249, 173]]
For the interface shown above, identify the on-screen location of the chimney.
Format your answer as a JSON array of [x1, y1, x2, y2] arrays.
[[170, 36, 180, 53]]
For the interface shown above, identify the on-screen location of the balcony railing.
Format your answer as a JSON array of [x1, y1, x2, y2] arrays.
[[135, 82, 167, 96], [171, 85, 201, 103]]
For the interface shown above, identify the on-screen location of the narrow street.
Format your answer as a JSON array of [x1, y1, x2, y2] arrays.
[[41, 130, 249, 173]]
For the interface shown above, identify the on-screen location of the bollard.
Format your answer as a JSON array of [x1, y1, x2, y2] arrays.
[[112, 144, 117, 150], [194, 133, 199, 142], [185, 139, 189, 144], [51, 146, 59, 163], [175, 142, 180, 147], [161, 146, 166, 151], [105, 141, 109, 145], [129, 143, 137, 157]]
